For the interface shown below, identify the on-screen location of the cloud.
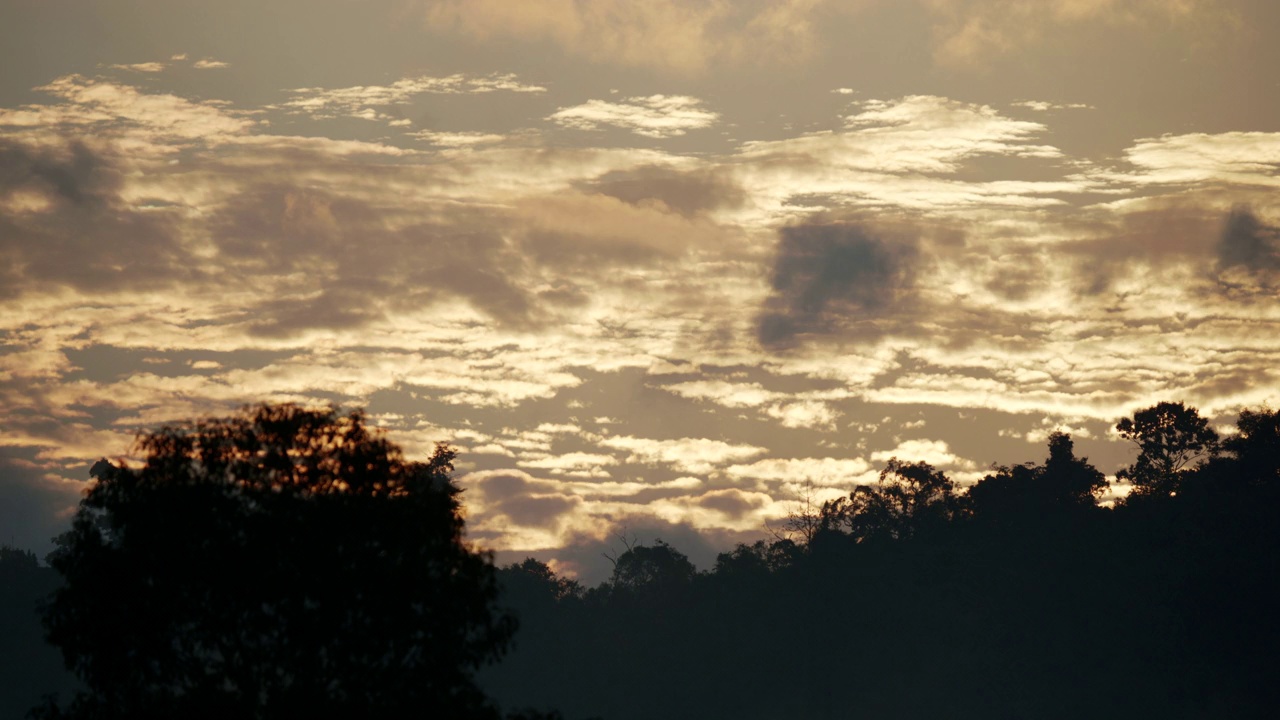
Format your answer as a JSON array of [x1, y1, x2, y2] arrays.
[[922, 0, 1225, 67], [695, 488, 772, 521], [550, 95, 719, 138], [278, 73, 545, 124], [1112, 132, 1280, 187], [423, 0, 845, 74], [661, 379, 847, 430], [743, 95, 1057, 174], [582, 164, 744, 218], [518, 452, 618, 478], [870, 438, 975, 469], [460, 469, 584, 531], [0, 139, 187, 296], [756, 223, 918, 348], [731, 95, 1076, 219], [723, 457, 876, 488], [0, 75, 255, 154], [410, 130, 507, 148], [109, 62, 166, 73], [599, 436, 767, 475], [1012, 100, 1093, 112], [193, 59, 230, 69], [1218, 206, 1280, 272]]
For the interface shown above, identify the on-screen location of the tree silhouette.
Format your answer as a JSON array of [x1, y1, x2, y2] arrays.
[[1219, 408, 1280, 488], [37, 404, 514, 720], [967, 432, 1107, 523], [1116, 402, 1218, 498], [820, 459, 957, 544], [607, 539, 696, 598]]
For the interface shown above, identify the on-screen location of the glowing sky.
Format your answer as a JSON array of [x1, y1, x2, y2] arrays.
[[3, 0, 1280, 580]]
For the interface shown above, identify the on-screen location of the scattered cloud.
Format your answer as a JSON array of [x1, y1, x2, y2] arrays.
[[870, 438, 975, 469], [109, 62, 166, 73], [1012, 100, 1093, 112], [550, 95, 719, 138], [278, 73, 545, 124], [599, 436, 768, 475], [1112, 132, 1280, 187], [410, 130, 508, 148]]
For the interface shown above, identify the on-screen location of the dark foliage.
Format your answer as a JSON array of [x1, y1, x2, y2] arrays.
[[35, 405, 515, 720], [482, 406, 1280, 720], [1116, 401, 1218, 498]]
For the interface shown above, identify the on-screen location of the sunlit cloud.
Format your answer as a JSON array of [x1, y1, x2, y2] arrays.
[[277, 73, 545, 125], [550, 95, 719, 138], [109, 62, 166, 73], [599, 436, 768, 475]]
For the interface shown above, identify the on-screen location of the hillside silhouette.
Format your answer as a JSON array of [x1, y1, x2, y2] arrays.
[[1, 401, 1278, 718]]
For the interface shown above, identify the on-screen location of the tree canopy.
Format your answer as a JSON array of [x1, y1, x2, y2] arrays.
[[38, 404, 514, 720], [1115, 401, 1218, 498]]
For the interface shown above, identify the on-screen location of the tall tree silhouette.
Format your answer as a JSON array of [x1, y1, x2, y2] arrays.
[[1115, 401, 1218, 498], [37, 405, 513, 720]]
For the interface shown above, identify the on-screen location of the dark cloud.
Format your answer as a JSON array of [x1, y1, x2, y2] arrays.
[[1218, 206, 1280, 272], [209, 187, 537, 333], [0, 139, 186, 296], [697, 488, 767, 520], [247, 285, 389, 338], [756, 223, 917, 348], [581, 165, 744, 218], [497, 494, 579, 527], [463, 470, 580, 530], [1060, 199, 1235, 297]]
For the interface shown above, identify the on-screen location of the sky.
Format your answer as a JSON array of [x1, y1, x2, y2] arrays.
[[2, 0, 1280, 581]]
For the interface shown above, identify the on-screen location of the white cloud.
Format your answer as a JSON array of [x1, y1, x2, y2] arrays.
[[1111, 132, 1280, 187], [723, 457, 875, 487], [0, 75, 255, 155], [519, 452, 618, 477], [550, 95, 719, 138], [109, 62, 166, 73], [193, 59, 230, 69], [278, 73, 545, 124], [1012, 100, 1093, 112], [730, 95, 1082, 219], [275, 73, 540, 126], [870, 439, 976, 469], [410, 130, 507, 148], [599, 435, 767, 475], [661, 380, 850, 431]]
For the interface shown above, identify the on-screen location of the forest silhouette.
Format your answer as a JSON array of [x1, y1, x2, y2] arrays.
[[2, 400, 1279, 719]]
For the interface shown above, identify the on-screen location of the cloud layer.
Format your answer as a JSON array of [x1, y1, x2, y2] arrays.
[[1, 0, 1278, 569]]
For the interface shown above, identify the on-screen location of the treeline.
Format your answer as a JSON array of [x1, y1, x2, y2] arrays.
[[1, 401, 1278, 718], [481, 402, 1280, 720]]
